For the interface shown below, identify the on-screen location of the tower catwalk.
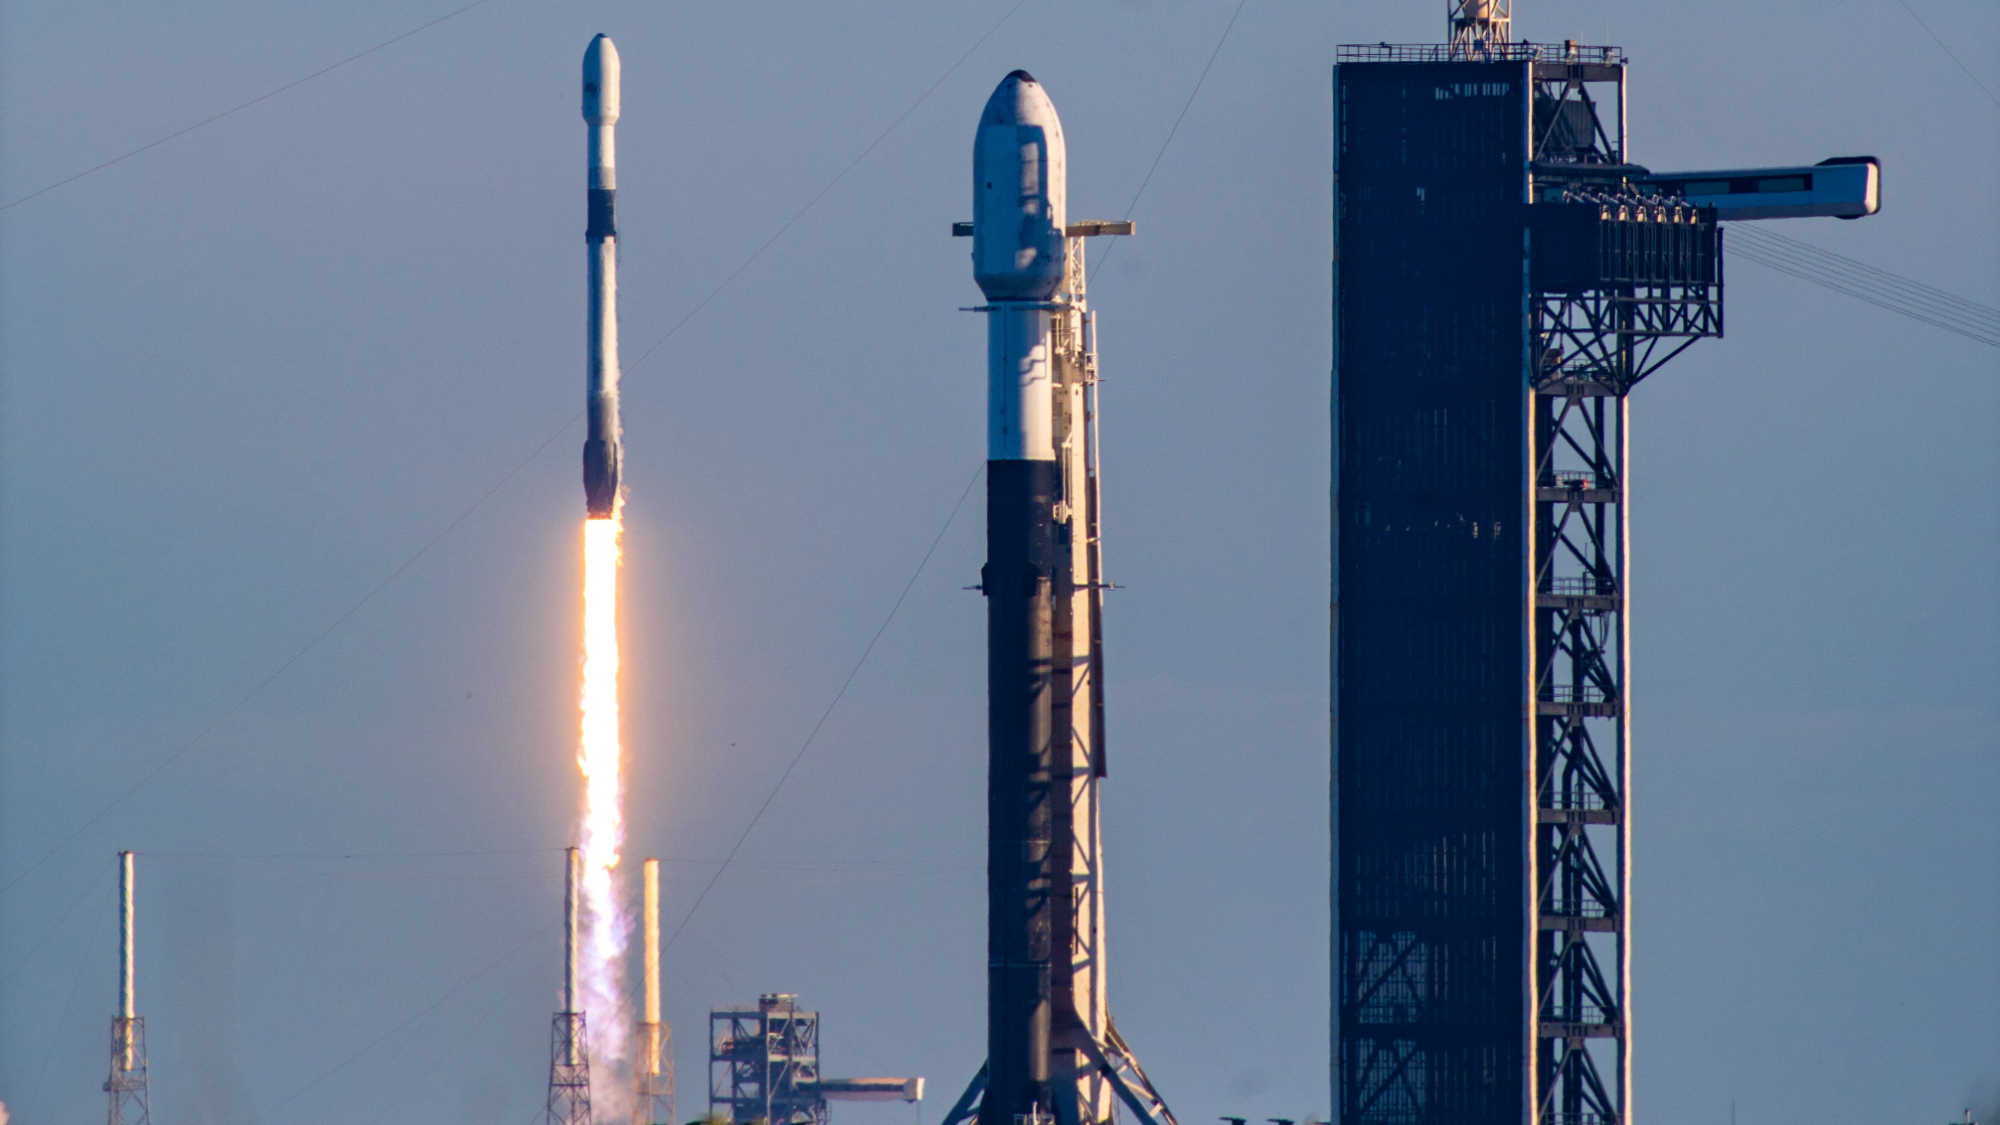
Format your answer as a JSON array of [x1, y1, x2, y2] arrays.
[[941, 70, 1174, 1125], [549, 846, 592, 1125], [106, 850, 150, 1125]]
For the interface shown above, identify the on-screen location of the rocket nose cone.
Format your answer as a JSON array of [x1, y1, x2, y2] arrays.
[[971, 68, 1067, 301], [980, 68, 1060, 133], [583, 35, 621, 124]]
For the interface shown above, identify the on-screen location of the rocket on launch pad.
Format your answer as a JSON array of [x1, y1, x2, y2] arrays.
[[948, 70, 1178, 1125]]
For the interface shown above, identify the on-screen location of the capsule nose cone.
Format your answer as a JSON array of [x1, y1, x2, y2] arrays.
[[583, 34, 620, 124]]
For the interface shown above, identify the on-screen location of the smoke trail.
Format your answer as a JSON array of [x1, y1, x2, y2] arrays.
[[579, 515, 630, 1110]]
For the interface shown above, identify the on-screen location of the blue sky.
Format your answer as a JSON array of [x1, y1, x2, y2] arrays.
[[2, 2, 1995, 1123]]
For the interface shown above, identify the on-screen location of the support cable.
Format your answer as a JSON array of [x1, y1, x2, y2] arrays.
[[1090, 0, 1250, 281], [1889, 0, 2000, 109], [0, 1, 1025, 898], [656, 463, 984, 956], [1729, 225, 2000, 347], [0, 0, 504, 211]]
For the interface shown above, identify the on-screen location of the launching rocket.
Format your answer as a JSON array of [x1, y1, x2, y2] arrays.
[[973, 69, 1066, 1125], [582, 34, 622, 518]]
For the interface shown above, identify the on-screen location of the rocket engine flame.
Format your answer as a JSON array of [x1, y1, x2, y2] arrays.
[[579, 513, 630, 1095]]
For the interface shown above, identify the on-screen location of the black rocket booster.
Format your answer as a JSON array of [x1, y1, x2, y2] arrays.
[[582, 34, 622, 519], [972, 70, 1067, 1125]]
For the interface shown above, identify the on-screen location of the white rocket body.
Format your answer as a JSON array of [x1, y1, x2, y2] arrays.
[[973, 71, 1066, 462], [583, 34, 623, 517]]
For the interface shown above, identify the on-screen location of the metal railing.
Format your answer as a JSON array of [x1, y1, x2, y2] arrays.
[[1337, 42, 1624, 64], [1549, 575, 1617, 597]]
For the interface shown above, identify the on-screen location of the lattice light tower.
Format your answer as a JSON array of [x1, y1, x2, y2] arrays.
[[1333, 10, 1875, 1125], [106, 851, 150, 1125], [549, 847, 592, 1125], [635, 858, 675, 1125]]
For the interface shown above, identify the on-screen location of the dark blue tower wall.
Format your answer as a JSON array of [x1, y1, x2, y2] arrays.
[[1332, 60, 1531, 1125]]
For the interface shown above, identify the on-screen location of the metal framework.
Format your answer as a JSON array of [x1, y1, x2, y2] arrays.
[[549, 847, 592, 1125], [1333, 42, 1720, 1125], [710, 994, 827, 1125], [1526, 65, 1719, 1125], [637, 1019, 675, 1125], [1448, 0, 1511, 57], [549, 1013, 593, 1125], [106, 1017, 150, 1125]]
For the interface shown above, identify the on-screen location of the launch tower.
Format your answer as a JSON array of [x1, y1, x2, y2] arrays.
[[1332, 5, 1873, 1125]]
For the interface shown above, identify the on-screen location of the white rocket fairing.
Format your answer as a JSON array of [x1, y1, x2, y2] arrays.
[[583, 34, 622, 518], [974, 71, 1066, 463]]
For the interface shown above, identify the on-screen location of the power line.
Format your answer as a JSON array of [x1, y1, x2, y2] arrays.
[[0, 1, 1027, 898], [260, 918, 557, 1119], [1730, 225, 2000, 347], [624, 0, 1027, 374], [1092, 0, 1251, 280], [658, 463, 984, 957], [0, 0, 504, 212], [1890, 0, 2000, 110]]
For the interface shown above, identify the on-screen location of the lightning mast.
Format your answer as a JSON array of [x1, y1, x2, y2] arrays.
[[106, 851, 150, 1125], [549, 846, 592, 1125], [635, 857, 675, 1125]]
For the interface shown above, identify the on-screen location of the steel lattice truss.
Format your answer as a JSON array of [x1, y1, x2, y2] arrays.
[[1529, 280, 1717, 1125], [1530, 378, 1626, 1125], [547, 1013, 592, 1125], [107, 1016, 150, 1125]]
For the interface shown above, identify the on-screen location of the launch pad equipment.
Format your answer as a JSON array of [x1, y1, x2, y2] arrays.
[[708, 994, 922, 1125], [105, 851, 150, 1125], [942, 70, 1179, 1125], [1331, 9, 1876, 1125]]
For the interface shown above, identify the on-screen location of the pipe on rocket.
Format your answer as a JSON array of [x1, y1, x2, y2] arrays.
[[971, 69, 1067, 1125], [583, 33, 623, 519]]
